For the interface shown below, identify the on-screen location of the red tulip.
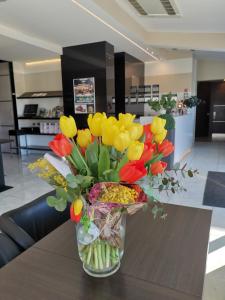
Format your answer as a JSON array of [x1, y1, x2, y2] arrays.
[[143, 124, 153, 142], [140, 141, 155, 164], [48, 133, 73, 157], [119, 160, 147, 183], [151, 161, 167, 176], [158, 140, 174, 157]]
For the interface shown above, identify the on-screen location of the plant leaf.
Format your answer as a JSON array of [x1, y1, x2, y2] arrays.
[[85, 140, 99, 177], [98, 145, 110, 179], [46, 196, 56, 207]]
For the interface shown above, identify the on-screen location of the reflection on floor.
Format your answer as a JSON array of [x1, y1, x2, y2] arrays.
[[1, 142, 225, 300]]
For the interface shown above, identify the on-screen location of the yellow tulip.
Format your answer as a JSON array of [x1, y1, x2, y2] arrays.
[[128, 123, 143, 140], [102, 118, 119, 146], [60, 115, 77, 138], [87, 112, 107, 136], [73, 198, 83, 215], [151, 116, 166, 135], [114, 130, 131, 152], [118, 113, 136, 129], [77, 129, 91, 148], [127, 141, 144, 161], [154, 128, 167, 144]]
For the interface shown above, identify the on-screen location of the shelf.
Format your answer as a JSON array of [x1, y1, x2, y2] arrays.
[[18, 117, 59, 120], [17, 91, 63, 99], [24, 133, 57, 136], [20, 145, 51, 151]]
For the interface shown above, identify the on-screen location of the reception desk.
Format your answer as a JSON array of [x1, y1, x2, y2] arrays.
[[140, 108, 196, 164]]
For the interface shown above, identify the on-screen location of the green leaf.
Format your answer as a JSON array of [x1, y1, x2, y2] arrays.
[[98, 145, 110, 179], [171, 187, 175, 194], [173, 162, 180, 171], [55, 197, 67, 212], [188, 170, 193, 177], [66, 174, 78, 188], [116, 154, 128, 172], [162, 178, 168, 185], [159, 184, 164, 192], [56, 187, 67, 199], [142, 185, 154, 198], [46, 196, 56, 207], [85, 141, 99, 177], [70, 144, 90, 176]]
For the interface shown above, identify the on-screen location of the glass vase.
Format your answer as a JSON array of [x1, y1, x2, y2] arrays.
[[76, 213, 126, 278]]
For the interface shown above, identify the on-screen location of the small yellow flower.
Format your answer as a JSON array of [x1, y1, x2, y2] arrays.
[[151, 116, 166, 135], [127, 141, 144, 161], [118, 113, 136, 129], [77, 129, 91, 148], [128, 123, 143, 140], [154, 128, 167, 144], [60, 115, 77, 138], [87, 112, 107, 136], [114, 130, 131, 152]]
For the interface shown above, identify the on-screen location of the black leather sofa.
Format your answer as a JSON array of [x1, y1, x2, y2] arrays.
[[0, 191, 70, 255], [0, 231, 21, 268]]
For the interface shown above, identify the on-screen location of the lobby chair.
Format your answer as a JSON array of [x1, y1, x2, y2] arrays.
[[0, 231, 21, 268], [0, 191, 70, 251]]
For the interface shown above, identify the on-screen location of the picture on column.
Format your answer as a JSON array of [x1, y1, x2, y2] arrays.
[[73, 77, 95, 114]]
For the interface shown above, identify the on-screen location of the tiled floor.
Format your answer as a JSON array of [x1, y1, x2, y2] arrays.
[[1, 142, 225, 299]]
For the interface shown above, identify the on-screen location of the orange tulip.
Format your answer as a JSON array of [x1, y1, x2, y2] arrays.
[[158, 140, 174, 157], [48, 134, 73, 157], [151, 161, 167, 175]]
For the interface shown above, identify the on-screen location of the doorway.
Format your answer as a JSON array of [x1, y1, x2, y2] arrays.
[[196, 80, 225, 140]]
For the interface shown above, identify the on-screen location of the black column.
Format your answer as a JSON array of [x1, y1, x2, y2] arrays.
[[114, 52, 144, 116], [61, 41, 115, 128]]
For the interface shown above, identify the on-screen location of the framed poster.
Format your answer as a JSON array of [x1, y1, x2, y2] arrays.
[[73, 77, 95, 114]]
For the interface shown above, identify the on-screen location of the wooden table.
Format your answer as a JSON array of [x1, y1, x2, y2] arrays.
[[0, 204, 212, 300], [0, 139, 11, 189]]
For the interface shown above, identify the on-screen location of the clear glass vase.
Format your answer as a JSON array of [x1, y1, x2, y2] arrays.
[[76, 213, 126, 278]]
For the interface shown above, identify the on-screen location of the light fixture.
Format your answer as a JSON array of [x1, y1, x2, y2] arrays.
[[25, 58, 61, 66], [71, 0, 158, 61]]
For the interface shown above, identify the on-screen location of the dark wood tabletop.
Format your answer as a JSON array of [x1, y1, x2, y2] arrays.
[[0, 203, 212, 300]]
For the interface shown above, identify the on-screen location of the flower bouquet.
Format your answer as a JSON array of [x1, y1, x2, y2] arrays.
[[29, 113, 197, 277]]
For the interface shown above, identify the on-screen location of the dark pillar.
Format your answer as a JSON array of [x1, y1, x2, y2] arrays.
[[61, 41, 115, 128], [114, 52, 144, 116]]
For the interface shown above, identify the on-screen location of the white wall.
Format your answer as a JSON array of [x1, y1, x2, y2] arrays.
[[13, 60, 62, 96], [145, 58, 194, 94], [197, 59, 225, 81]]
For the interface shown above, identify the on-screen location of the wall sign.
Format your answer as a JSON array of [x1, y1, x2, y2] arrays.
[[73, 77, 95, 114]]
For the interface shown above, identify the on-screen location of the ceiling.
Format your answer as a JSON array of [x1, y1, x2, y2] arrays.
[[0, 35, 59, 61], [117, 0, 225, 33], [0, 0, 224, 63], [0, 0, 157, 62]]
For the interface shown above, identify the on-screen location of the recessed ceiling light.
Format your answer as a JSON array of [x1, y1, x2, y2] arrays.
[[71, 0, 158, 61]]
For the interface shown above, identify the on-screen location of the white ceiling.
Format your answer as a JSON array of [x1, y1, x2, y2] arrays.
[[0, 0, 156, 62], [117, 0, 225, 33], [0, 35, 58, 61], [0, 0, 225, 63]]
